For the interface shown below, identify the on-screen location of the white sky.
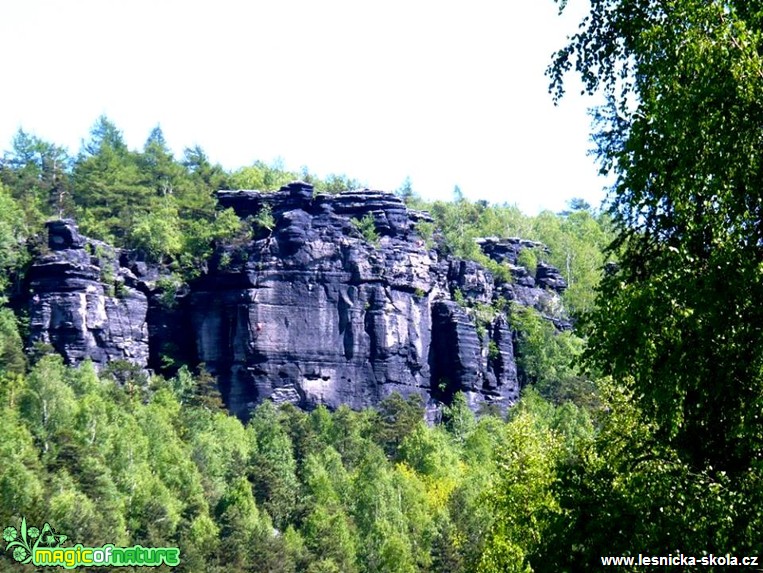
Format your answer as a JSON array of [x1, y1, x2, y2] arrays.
[[0, 0, 608, 214]]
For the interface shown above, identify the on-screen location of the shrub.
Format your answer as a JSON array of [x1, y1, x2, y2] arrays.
[[351, 214, 379, 246]]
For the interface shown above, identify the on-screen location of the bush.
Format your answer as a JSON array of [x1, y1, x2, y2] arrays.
[[517, 248, 538, 275], [414, 221, 436, 249], [253, 204, 275, 233], [130, 201, 183, 262], [351, 214, 379, 246]]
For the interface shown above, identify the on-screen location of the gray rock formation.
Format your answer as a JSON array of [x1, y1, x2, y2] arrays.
[[194, 182, 567, 418], [195, 183, 442, 417], [27, 220, 150, 369], [25, 185, 570, 419]]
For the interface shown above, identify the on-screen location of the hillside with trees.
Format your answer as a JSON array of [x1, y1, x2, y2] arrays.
[[0, 115, 611, 572], [0, 116, 615, 571]]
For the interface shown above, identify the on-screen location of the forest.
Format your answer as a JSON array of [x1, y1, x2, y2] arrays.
[[2, 0, 763, 571]]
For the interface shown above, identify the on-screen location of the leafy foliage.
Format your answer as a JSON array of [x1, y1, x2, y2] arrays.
[[544, 0, 763, 562], [351, 213, 380, 246], [508, 304, 592, 408], [253, 204, 276, 234], [0, 340, 596, 573]]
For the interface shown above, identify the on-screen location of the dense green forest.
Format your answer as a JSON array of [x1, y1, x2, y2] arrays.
[[3, 0, 763, 570], [0, 354, 595, 572]]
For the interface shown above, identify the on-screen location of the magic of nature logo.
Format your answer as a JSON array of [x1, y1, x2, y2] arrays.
[[2, 517, 180, 568]]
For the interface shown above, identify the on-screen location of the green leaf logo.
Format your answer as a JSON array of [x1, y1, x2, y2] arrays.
[[3, 517, 66, 565], [4, 517, 33, 564]]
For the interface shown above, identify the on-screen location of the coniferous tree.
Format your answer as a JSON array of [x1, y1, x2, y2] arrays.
[[72, 116, 153, 241]]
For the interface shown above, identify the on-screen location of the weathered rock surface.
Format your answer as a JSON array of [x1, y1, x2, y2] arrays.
[[25, 184, 570, 418], [194, 182, 567, 418], [197, 184, 443, 417], [27, 220, 150, 369]]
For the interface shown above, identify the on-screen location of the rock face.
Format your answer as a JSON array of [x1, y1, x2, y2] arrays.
[[192, 182, 567, 418], [195, 184, 444, 417], [27, 220, 150, 369], [25, 184, 569, 418]]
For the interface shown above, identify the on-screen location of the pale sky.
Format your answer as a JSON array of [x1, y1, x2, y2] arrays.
[[0, 0, 607, 214]]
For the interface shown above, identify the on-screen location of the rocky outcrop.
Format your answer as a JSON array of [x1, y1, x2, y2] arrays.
[[25, 183, 570, 419], [196, 183, 443, 417], [193, 182, 567, 418], [27, 220, 150, 369], [429, 301, 519, 409]]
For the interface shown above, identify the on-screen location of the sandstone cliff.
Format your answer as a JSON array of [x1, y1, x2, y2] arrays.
[[27, 220, 150, 368], [25, 182, 568, 418]]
